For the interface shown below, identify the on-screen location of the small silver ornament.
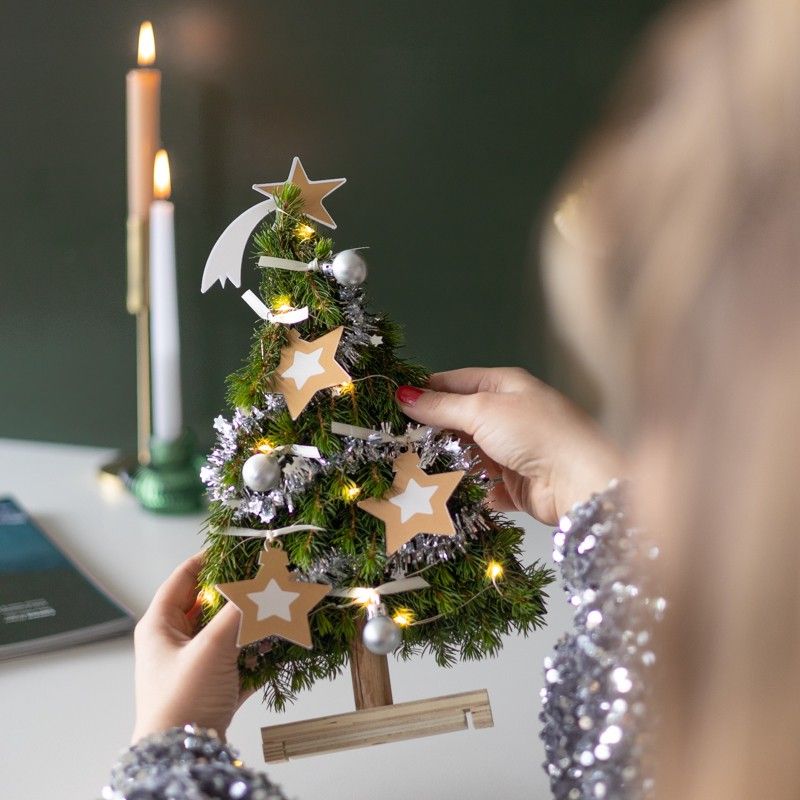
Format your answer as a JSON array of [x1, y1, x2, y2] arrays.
[[362, 603, 402, 655], [330, 249, 368, 286], [241, 453, 281, 492]]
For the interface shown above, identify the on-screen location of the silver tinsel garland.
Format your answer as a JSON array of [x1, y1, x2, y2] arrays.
[[200, 409, 494, 577], [332, 283, 380, 367], [200, 404, 322, 525]]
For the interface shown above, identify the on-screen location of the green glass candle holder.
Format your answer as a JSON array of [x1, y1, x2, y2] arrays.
[[131, 430, 206, 514]]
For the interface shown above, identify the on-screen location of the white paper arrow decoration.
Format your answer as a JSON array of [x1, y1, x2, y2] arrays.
[[201, 197, 276, 293]]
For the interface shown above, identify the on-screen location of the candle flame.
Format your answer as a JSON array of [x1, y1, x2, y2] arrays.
[[153, 149, 171, 200], [138, 21, 156, 66]]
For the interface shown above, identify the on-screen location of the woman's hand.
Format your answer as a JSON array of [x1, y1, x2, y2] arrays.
[[396, 367, 622, 526], [131, 553, 249, 744]]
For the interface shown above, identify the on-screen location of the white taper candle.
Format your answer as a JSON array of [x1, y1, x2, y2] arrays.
[[149, 150, 183, 442]]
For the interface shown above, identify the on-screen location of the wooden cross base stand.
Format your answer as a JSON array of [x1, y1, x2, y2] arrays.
[[261, 625, 494, 763]]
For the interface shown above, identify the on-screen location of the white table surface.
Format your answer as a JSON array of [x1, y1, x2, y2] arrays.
[[0, 438, 570, 800]]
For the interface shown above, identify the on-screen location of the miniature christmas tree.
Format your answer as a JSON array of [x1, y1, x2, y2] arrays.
[[198, 158, 552, 732]]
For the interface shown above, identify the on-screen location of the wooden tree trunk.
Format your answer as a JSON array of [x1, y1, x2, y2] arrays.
[[349, 618, 393, 709]]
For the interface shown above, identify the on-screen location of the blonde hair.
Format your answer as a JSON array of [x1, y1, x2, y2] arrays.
[[549, 1, 800, 797]]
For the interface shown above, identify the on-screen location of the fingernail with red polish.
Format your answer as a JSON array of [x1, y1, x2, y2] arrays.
[[396, 385, 424, 406]]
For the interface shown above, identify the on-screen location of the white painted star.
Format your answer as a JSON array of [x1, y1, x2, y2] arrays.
[[389, 478, 437, 523], [281, 347, 325, 390], [247, 578, 300, 622], [369, 334, 383, 346]]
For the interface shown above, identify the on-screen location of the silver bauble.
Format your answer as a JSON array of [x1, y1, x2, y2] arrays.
[[362, 605, 402, 655], [241, 453, 281, 492], [330, 249, 368, 286]]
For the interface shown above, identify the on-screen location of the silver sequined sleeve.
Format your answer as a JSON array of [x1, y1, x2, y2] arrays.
[[102, 725, 288, 800], [539, 481, 664, 800]]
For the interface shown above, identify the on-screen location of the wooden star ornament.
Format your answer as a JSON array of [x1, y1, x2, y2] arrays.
[[216, 546, 331, 648], [272, 326, 351, 419], [253, 156, 346, 229], [358, 451, 465, 555]]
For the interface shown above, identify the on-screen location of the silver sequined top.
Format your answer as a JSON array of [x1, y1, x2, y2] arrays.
[[540, 480, 662, 800], [105, 483, 660, 800], [102, 724, 288, 800]]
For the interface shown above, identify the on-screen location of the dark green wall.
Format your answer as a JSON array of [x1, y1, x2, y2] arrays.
[[0, 1, 665, 450]]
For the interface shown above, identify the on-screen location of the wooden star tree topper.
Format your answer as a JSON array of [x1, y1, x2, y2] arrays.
[[253, 156, 346, 229]]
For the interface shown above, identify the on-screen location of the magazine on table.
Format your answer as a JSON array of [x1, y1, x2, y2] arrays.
[[0, 496, 135, 660]]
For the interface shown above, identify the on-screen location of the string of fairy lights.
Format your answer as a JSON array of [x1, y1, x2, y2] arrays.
[[200, 367, 510, 654], [200, 556, 506, 631], [199, 186, 512, 657]]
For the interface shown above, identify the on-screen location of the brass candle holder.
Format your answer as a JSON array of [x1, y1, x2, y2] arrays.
[[127, 214, 152, 464]]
